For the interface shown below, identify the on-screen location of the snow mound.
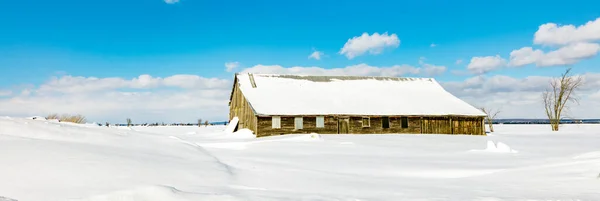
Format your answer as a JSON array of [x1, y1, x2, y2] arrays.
[[301, 133, 324, 141], [85, 122, 100, 127], [277, 133, 324, 142], [197, 141, 251, 150], [573, 151, 600, 160], [0, 196, 17, 201], [27, 116, 47, 120], [471, 141, 518, 153], [115, 126, 134, 130], [211, 128, 255, 139], [193, 129, 256, 150], [70, 186, 241, 201], [232, 128, 255, 138]]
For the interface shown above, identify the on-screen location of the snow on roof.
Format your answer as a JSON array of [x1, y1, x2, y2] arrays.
[[236, 73, 486, 117]]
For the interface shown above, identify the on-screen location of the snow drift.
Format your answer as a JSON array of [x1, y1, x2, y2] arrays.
[[470, 140, 519, 153], [1, 117, 599, 201]]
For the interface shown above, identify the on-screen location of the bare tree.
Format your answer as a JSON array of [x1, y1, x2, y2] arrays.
[[198, 119, 202, 127], [543, 68, 583, 131], [126, 118, 132, 127], [205, 120, 209, 127], [481, 107, 501, 132]]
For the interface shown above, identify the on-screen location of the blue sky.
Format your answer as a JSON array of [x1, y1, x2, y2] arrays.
[[1, 0, 600, 122]]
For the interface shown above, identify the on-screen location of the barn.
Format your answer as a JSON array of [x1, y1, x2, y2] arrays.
[[229, 73, 487, 137]]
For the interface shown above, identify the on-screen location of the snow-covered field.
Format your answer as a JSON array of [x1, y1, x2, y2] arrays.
[[1, 117, 599, 201]]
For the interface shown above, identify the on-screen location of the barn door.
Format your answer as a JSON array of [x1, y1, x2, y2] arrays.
[[338, 118, 349, 134]]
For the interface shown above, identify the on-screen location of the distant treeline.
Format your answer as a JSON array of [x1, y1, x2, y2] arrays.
[[489, 119, 600, 124], [103, 121, 229, 127]]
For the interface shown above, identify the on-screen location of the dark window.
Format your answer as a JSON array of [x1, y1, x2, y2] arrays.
[[382, 117, 390, 128], [401, 117, 409, 128]]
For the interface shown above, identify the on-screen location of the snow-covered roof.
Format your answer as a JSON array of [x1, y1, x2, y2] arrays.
[[235, 73, 486, 117]]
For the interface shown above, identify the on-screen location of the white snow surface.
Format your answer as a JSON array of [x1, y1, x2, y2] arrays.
[[1, 117, 600, 201], [236, 74, 487, 116]]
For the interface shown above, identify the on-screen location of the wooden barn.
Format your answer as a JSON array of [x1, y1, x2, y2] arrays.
[[228, 73, 487, 137]]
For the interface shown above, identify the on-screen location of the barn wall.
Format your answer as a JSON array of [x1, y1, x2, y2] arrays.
[[451, 117, 485, 135], [421, 116, 485, 135], [229, 81, 257, 134], [421, 116, 452, 134], [256, 116, 338, 137], [347, 117, 421, 134], [253, 115, 485, 137]]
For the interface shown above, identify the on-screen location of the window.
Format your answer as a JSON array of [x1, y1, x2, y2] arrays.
[[316, 116, 325, 128], [362, 117, 370, 127], [295, 117, 303, 130], [401, 117, 409, 128], [382, 117, 390, 128], [272, 116, 281, 129]]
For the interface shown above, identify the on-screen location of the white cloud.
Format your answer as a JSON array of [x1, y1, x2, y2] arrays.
[[164, 0, 180, 4], [308, 51, 324, 60], [242, 64, 418, 77], [0, 90, 12, 97], [242, 62, 446, 77], [430, 43, 437, 47], [37, 76, 129, 94], [36, 74, 229, 94], [456, 59, 463, 65], [339, 32, 400, 59], [0, 89, 229, 124], [469, 17, 600, 71], [225, 62, 240, 72], [466, 55, 507, 74], [509, 47, 545, 67], [0, 74, 231, 123], [416, 57, 446, 76], [534, 17, 600, 46], [539, 42, 600, 66], [3, 71, 600, 123], [509, 43, 600, 67], [442, 73, 600, 118], [163, 75, 230, 89], [422, 64, 447, 76], [589, 90, 600, 100]]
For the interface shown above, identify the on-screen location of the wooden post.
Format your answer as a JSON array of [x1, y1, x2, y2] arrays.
[[420, 117, 423, 134], [450, 116, 453, 135], [481, 117, 486, 135]]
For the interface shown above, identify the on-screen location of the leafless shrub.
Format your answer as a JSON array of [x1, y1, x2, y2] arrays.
[[46, 113, 87, 124], [481, 107, 501, 132], [46, 113, 59, 120], [543, 67, 583, 131]]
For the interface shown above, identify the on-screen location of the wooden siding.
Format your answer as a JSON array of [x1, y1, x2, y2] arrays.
[[257, 116, 338, 137], [452, 117, 485, 135], [421, 116, 485, 135], [229, 80, 257, 134], [254, 115, 484, 137], [421, 116, 452, 134], [348, 117, 421, 134]]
